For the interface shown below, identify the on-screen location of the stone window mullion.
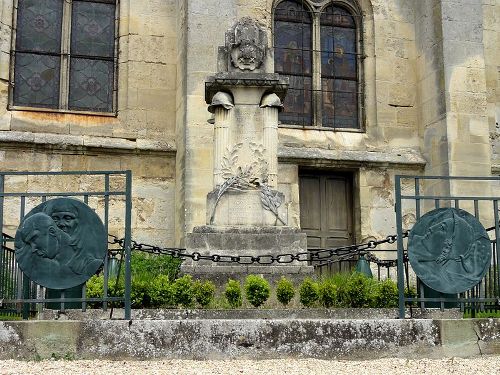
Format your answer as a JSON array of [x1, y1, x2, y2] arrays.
[[311, 10, 322, 128], [59, 0, 73, 110]]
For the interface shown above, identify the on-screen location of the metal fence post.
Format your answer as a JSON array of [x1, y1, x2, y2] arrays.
[[124, 170, 132, 320], [395, 176, 405, 319]]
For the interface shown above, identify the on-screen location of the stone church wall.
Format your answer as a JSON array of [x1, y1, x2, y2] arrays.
[[0, 0, 178, 246], [0, 0, 497, 247]]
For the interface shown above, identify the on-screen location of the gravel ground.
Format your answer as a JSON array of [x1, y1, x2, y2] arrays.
[[1, 357, 500, 375]]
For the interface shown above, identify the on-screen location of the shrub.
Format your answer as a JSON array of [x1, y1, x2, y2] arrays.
[[86, 252, 182, 309], [85, 275, 124, 308], [131, 252, 181, 283], [374, 278, 399, 308], [404, 285, 418, 307], [299, 278, 319, 307], [319, 279, 338, 308], [276, 277, 295, 307], [193, 280, 216, 308], [172, 275, 194, 308], [244, 275, 271, 308], [224, 279, 242, 308], [339, 272, 377, 308], [150, 275, 174, 307], [85, 275, 104, 299], [131, 278, 150, 308]]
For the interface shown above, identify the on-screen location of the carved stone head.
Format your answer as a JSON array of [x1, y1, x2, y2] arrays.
[[226, 17, 267, 71]]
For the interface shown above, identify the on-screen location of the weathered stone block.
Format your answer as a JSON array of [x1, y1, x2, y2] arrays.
[[185, 225, 307, 261], [207, 189, 288, 227]]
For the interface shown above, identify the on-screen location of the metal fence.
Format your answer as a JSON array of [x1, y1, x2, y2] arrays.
[[0, 171, 132, 319], [313, 249, 398, 281], [396, 175, 500, 318]]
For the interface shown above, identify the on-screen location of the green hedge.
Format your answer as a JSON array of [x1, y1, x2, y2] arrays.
[[86, 254, 404, 309]]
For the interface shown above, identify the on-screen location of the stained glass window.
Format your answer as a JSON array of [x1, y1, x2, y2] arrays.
[[321, 5, 358, 128], [274, 1, 360, 129], [274, 0, 313, 126], [13, 53, 61, 108], [13, 0, 117, 113], [69, 58, 114, 112], [71, 1, 115, 58]]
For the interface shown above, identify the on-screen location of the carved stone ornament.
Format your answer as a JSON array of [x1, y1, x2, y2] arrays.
[[260, 93, 284, 110], [227, 17, 267, 71], [408, 208, 491, 294], [208, 91, 234, 113], [209, 142, 286, 226], [14, 198, 106, 290]]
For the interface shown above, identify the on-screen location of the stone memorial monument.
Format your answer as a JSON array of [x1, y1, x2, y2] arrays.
[[184, 18, 310, 277]]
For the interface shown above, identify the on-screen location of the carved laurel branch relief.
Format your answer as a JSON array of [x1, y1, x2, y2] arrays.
[[210, 143, 285, 225]]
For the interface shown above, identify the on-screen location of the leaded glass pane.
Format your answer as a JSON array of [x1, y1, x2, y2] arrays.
[[274, 1, 313, 126], [322, 79, 358, 129], [13, 53, 61, 108], [275, 21, 312, 75], [71, 1, 115, 57], [280, 75, 312, 126], [275, 0, 312, 23], [320, 26, 356, 79], [320, 5, 355, 28], [68, 58, 113, 112], [16, 0, 63, 53]]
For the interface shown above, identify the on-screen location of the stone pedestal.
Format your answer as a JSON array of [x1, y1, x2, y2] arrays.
[[186, 226, 307, 260], [182, 226, 313, 281]]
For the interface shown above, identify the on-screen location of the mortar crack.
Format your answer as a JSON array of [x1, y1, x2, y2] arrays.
[[472, 325, 484, 356]]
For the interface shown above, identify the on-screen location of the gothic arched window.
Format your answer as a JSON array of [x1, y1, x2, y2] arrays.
[[274, 0, 313, 126], [274, 0, 361, 129]]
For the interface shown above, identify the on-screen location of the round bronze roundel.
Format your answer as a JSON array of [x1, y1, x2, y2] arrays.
[[408, 208, 491, 294], [14, 198, 106, 290]]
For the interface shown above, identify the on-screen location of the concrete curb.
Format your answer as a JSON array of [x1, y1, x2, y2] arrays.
[[0, 318, 499, 360]]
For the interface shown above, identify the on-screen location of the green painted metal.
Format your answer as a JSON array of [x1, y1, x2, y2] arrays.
[[45, 284, 85, 310], [355, 255, 373, 278], [124, 170, 132, 320], [395, 175, 500, 318], [395, 176, 405, 319], [0, 171, 132, 320], [408, 208, 491, 294], [14, 198, 107, 290]]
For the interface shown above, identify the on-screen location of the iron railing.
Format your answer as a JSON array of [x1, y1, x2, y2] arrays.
[[396, 175, 500, 318], [0, 171, 132, 319]]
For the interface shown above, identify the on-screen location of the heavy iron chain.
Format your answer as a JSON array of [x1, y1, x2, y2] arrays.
[[108, 231, 409, 266]]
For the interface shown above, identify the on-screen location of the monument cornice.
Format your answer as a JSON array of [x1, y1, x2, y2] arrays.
[[205, 72, 289, 104]]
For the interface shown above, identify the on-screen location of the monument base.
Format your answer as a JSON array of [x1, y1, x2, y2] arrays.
[[182, 225, 313, 283]]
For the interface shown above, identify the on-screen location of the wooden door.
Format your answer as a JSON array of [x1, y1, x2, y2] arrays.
[[299, 171, 354, 272]]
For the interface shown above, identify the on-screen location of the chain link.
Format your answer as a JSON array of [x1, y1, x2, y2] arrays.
[[108, 231, 409, 267]]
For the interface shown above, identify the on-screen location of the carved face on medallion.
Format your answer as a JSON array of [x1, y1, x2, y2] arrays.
[[14, 198, 106, 290]]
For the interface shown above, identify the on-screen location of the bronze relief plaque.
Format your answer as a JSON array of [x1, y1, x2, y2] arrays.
[[14, 198, 106, 290], [408, 208, 491, 294]]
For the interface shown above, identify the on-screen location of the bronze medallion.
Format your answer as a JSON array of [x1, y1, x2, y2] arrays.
[[14, 198, 106, 290], [408, 208, 491, 294]]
